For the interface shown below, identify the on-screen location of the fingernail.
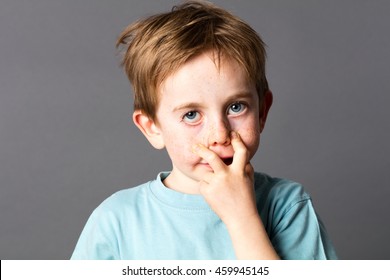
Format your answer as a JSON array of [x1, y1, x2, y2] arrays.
[[231, 131, 239, 139], [191, 144, 201, 154]]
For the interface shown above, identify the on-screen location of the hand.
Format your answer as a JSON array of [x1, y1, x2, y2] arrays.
[[192, 131, 258, 227], [192, 131, 279, 259]]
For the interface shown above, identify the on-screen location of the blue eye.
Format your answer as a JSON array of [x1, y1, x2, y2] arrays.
[[183, 111, 201, 123], [228, 102, 246, 115]]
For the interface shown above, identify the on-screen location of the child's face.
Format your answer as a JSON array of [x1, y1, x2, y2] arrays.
[[135, 52, 271, 193]]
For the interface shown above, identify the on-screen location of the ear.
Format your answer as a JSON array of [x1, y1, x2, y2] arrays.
[[133, 110, 165, 150], [259, 90, 273, 133]]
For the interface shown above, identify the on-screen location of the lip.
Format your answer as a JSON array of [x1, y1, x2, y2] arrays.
[[198, 162, 213, 170], [199, 157, 233, 166]]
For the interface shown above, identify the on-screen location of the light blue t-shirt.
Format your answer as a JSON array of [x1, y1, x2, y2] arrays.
[[71, 172, 337, 259]]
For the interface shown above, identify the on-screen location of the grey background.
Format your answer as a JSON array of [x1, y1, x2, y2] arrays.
[[1, 0, 389, 260]]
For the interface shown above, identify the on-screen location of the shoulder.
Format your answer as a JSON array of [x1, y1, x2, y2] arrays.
[[253, 171, 315, 230], [254, 172, 338, 259], [90, 180, 153, 219], [254, 172, 311, 213]]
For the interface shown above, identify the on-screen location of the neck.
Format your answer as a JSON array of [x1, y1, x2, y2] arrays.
[[162, 171, 201, 195]]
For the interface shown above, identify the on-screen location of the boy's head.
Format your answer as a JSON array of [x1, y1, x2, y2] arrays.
[[117, 1, 273, 191], [116, 0, 269, 122]]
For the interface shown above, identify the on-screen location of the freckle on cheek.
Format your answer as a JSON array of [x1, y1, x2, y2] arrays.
[[241, 129, 260, 148]]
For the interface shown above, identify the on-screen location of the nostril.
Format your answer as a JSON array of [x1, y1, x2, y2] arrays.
[[212, 138, 230, 146], [211, 130, 231, 146]]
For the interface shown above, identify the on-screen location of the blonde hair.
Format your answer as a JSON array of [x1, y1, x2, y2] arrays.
[[116, 0, 268, 121]]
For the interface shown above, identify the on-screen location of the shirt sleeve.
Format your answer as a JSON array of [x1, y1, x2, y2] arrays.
[[269, 195, 337, 260], [70, 206, 120, 260]]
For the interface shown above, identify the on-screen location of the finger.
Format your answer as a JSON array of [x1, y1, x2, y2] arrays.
[[231, 131, 250, 168], [245, 163, 254, 179], [192, 143, 226, 173]]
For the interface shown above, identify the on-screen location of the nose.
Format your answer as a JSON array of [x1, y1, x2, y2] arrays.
[[207, 117, 231, 146]]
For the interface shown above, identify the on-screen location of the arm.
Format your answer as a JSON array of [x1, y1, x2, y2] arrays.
[[71, 207, 119, 260], [225, 212, 279, 259], [193, 132, 279, 259]]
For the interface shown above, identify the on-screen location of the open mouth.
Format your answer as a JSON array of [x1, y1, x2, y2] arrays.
[[199, 157, 233, 166], [222, 157, 233, 166]]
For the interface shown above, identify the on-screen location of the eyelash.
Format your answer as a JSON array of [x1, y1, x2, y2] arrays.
[[182, 111, 201, 123], [181, 102, 247, 124]]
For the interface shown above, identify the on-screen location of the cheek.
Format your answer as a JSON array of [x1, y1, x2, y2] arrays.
[[163, 130, 199, 163], [236, 120, 261, 157], [240, 129, 260, 149]]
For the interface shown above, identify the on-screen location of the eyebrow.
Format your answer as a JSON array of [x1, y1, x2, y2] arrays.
[[172, 102, 205, 113], [225, 91, 256, 103], [172, 91, 256, 113]]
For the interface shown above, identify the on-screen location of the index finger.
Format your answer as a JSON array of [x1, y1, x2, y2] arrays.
[[231, 131, 250, 168], [192, 144, 226, 173]]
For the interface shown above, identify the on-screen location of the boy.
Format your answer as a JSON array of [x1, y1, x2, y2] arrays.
[[71, 1, 337, 259]]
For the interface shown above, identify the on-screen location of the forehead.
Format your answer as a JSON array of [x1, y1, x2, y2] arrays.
[[159, 52, 254, 101]]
